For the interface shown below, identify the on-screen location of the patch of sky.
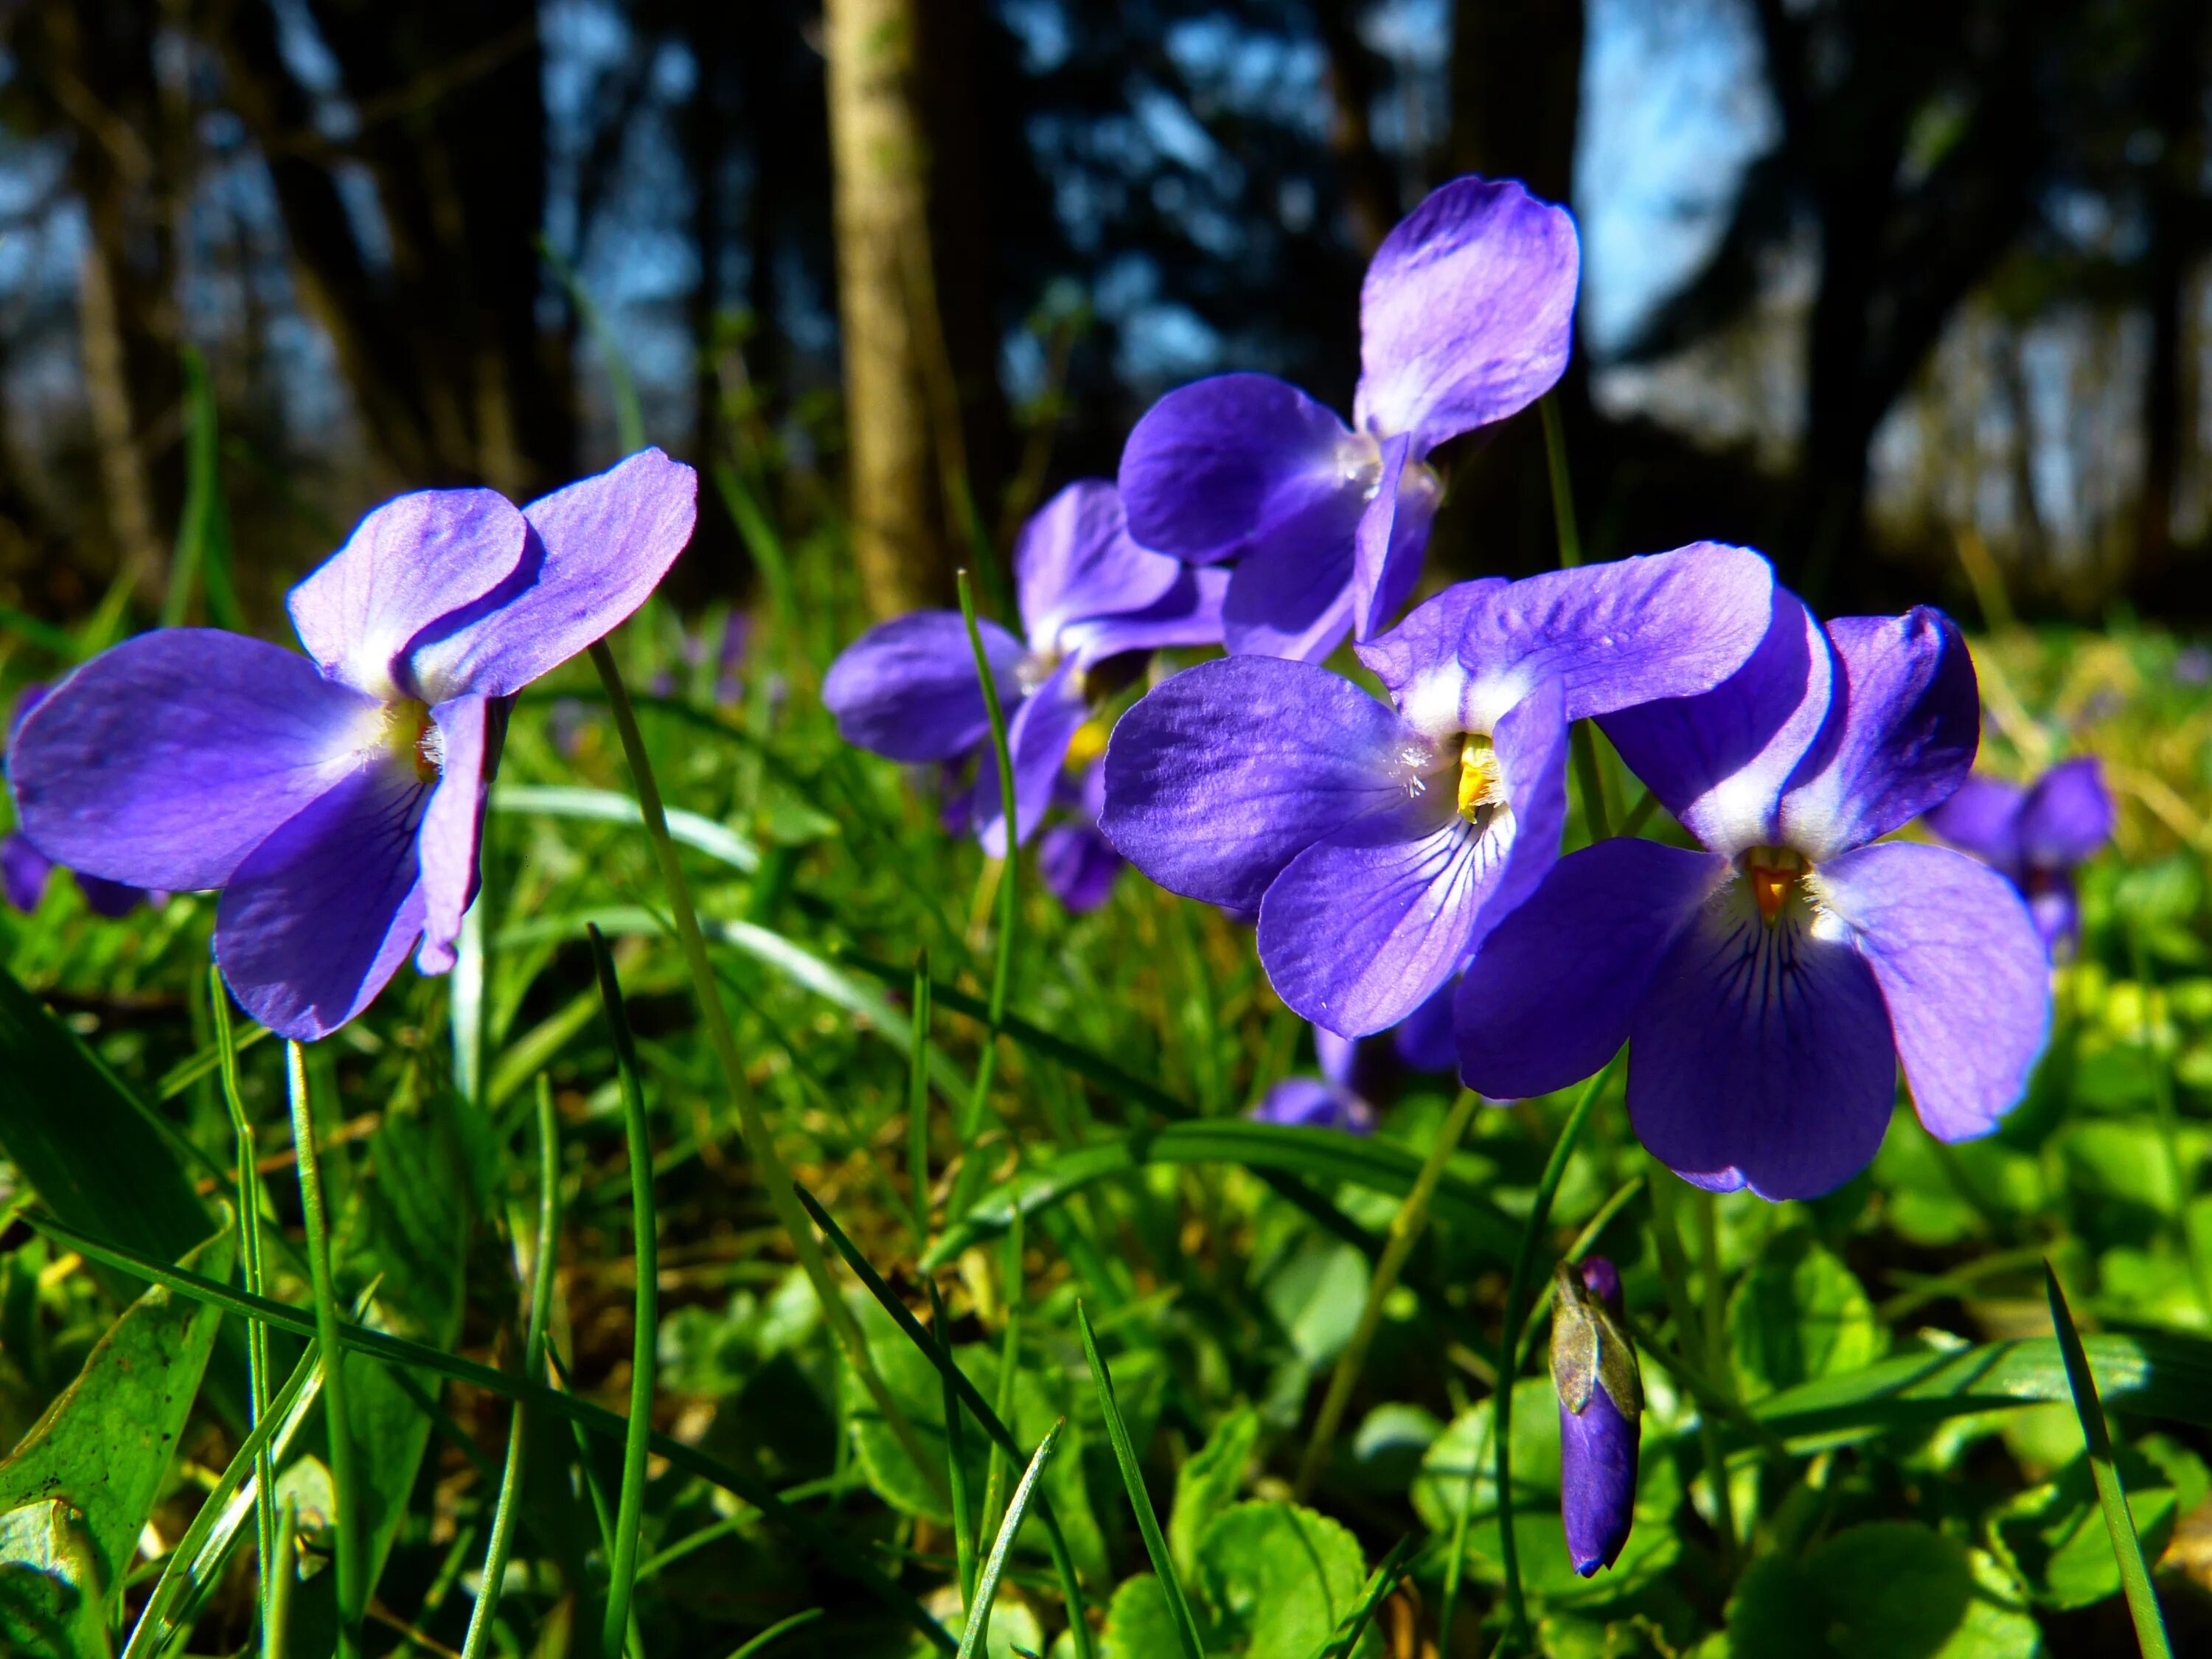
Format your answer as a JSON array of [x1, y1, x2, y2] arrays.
[[1001, 0, 1072, 74]]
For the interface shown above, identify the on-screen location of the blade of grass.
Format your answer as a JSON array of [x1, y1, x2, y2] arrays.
[[585, 638, 945, 1508], [956, 1419, 1065, 1659], [1077, 1301, 1206, 1659], [460, 1079, 562, 1659], [546, 1343, 646, 1659], [265, 1496, 298, 1659], [540, 237, 644, 453], [910, 950, 935, 1246], [951, 568, 1020, 1222], [588, 926, 660, 1659], [2045, 1261, 2172, 1659], [978, 1211, 1026, 1544], [287, 1039, 363, 1658], [1295, 1088, 1484, 1500], [1649, 1166, 1736, 1574], [1318, 1534, 1415, 1659], [928, 1279, 981, 1614], [209, 971, 275, 1620], [722, 1607, 825, 1659]]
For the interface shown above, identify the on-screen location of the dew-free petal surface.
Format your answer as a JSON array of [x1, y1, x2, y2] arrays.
[[1036, 821, 1124, 912], [823, 611, 1025, 762], [1, 832, 52, 913], [976, 658, 1088, 855], [2017, 755, 2115, 867], [1922, 773, 2026, 867], [1064, 565, 1230, 663], [415, 694, 497, 974], [1815, 840, 2049, 1143], [1349, 434, 1437, 641], [215, 757, 430, 1041], [1251, 1076, 1374, 1133], [10, 629, 380, 892], [1561, 1385, 1638, 1577], [1016, 481, 1182, 653], [1101, 655, 1418, 911], [76, 874, 147, 919], [1392, 976, 1460, 1073], [1220, 527, 1360, 661]]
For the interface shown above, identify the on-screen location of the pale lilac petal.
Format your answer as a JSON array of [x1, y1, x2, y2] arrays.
[[2029, 880, 2079, 954], [977, 659, 1088, 855], [1118, 373, 1369, 566], [1016, 481, 1182, 653], [1353, 176, 1579, 451], [1315, 1025, 1359, 1086], [1599, 590, 1833, 855], [414, 695, 500, 974], [1627, 886, 1898, 1200], [1062, 565, 1229, 664], [1221, 532, 1360, 662], [288, 489, 529, 700], [1814, 841, 2050, 1143], [2017, 757, 2114, 867], [1475, 678, 1573, 949], [406, 449, 699, 700], [215, 759, 430, 1040], [1349, 435, 1441, 641], [1922, 774, 2025, 868], [1360, 544, 1774, 738], [9, 630, 382, 892], [1457, 837, 1729, 1098], [1392, 978, 1459, 1073], [1100, 655, 1417, 911], [1036, 821, 1124, 912], [1778, 608, 1978, 860], [2, 832, 52, 912], [823, 611, 1025, 762], [77, 874, 147, 918], [1251, 1076, 1374, 1133]]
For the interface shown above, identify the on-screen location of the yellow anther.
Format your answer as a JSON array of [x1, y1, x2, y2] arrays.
[[1457, 733, 1502, 829], [1743, 846, 1807, 925], [381, 698, 441, 784]]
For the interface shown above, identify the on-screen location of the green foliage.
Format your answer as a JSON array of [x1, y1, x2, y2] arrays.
[[1725, 1523, 2039, 1659], [1727, 1229, 1883, 1397]]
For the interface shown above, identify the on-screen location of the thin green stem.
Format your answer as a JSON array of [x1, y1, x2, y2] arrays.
[[1489, 1059, 1616, 1657], [586, 639, 945, 1506], [721, 1608, 825, 1659], [590, 928, 660, 1659], [286, 1040, 362, 1658], [952, 569, 1020, 1221], [265, 1497, 298, 1659], [1571, 726, 1613, 843], [461, 1080, 561, 1659], [210, 971, 274, 1623], [978, 1211, 1026, 1543], [929, 1279, 981, 1613], [547, 1343, 646, 1659], [1295, 1088, 1485, 1501], [1540, 394, 1582, 568], [910, 950, 935, 1245]]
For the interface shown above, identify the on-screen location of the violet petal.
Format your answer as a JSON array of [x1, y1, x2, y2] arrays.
[[415, 694, 497, 974], [976, 658, 1088, 855], [1017, 481, 1182, 655], [823, 611, 1026, 763], [2017, 756, 2114, 867]]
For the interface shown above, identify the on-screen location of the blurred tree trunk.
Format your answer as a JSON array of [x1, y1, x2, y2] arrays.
[[1447, 0, 1582, 205], [1315, 0, 1399, 256]]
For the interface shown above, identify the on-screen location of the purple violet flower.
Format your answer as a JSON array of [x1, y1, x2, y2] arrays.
[[1250, 977, 1458, 1133], [2, 683, 158, 918], [1552, 1255, 1641, 1576], [1102, 544, 1775, 1037], [7, 449, 698, 1040], [1034, 761, 1125, 913], [1923, 756, 2112, 954], [1118, 176, 1578, 661], [822, 479, 1225, 854], [1455, 592, 2053, 1199]]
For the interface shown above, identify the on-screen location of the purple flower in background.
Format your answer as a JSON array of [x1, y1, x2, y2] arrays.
[[823, 479, 1225, 853], [7, 450, 698, 1040], [1551, 1255, 1641, 1576], [1119, 176, 1578, 661], [1456, 593, 2052, 1199], [2, 684, 157, 918], [1924, 757, 2112, 953], [1102, 544, 1774, 1037], [1250, 977, 1459, 1133], [1034, 762, 1125, 913]]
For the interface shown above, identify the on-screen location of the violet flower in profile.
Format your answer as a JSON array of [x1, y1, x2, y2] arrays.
[[1551, 1255, 1641, 1577], [1119, 175, 1577, 661], [1250, 978, 1458, 1133], [1456, 593, 2052, 1199], [823, 479, 1224, 853], [8, 449, 698, 1040], [2, 684, 156, 918], [1924, 756, 2112, 953], [1034, 762, 1126, 914], [1102, 544, 1774, 1037]]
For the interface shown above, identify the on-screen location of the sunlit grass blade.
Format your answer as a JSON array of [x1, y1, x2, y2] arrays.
[[722, 1607, 825, 1659], [910, 949, 934, 1245], [490, 782, 761, 872], [266, 1495, 298, 1659], [792, 1183, 1092, 1659], [286, 1038, 364, 1658], [951, 568, 1019, 1223], [1077, 1301, 1206, 1659], [585, 639, 944, 1505], [588, 926, 660, 1659], [956, 1419, 1065, 1659], [461, 1079, 562, 1659], [162, 344, 243, 631], [2045, 1260, 2173, 1659], [1317, 1534, 1415, 1659], [209, 970, 275, 1616], [546, 1342, 645, 1659], [24, 1211, 957, 1651], [928, 1279, 981, 1613], [978, 1211, 1026, 1544]]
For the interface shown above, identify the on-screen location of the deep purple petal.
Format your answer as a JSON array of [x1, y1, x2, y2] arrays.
[[1315, 1024, 1360, 1086], [1062, 565, 1230, 663], [1476, 678, 1573, 947], [1220, 531, 1359, 662], [215, 759, 429, 1040], [415, 695, 497, 974], [1036, 820, 1124, 912], [405, 449, 698, 700], [1349, 436, 1440, 641], [823, 611, 1026, 762], [1016, 481, 1182, 654], [1922, 774, 2026, 867], [9, 630, 382, 892], [1353, 176, 1579, 451], [1599, 588, 1833, 855], [1560, 1384, 1638, 1576], [77, 873, 147, 918], [1815, 841, 2050, 1143], [1251, 1076, 1374, 1133], [1360, 544, 1775, 737], [1456, 838, 1728, 1098], [1627, 884, 1898, 1199], [2017, 757, 2114, 868], [1778, 608, 1979, 860], [1392, 976, 1459, 1072], [1100, 655, 1417, 911], [977, 659, 1088, 855], [288, 489, 529, 700], [1118, 373, 1368, 566], [2, 832, 52, 912]]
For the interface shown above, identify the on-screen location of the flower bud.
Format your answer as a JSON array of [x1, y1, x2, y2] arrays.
[[1551, 1254, 1642, 1576]]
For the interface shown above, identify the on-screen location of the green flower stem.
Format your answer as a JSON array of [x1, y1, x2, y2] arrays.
[[928, 1279, 981, 1613], [1295, 1086, 1486, 1502], [210, 970, 275, 1623], [909, 950, 935, 1245], [1649, 1171, 1736, 1573], [586, 638, 946, 1507], [265, 1496, 298, 1659], [285, 1040, 363, 1659]]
